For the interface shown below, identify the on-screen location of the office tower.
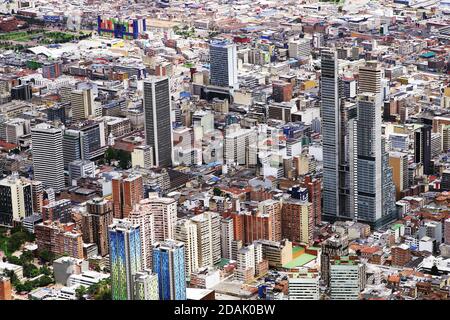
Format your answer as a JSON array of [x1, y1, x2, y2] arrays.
[[81, 198, 113, 257], [47, 103, 68, 125], [133, 270, 159, 300], [356, 61, 397, 227], [389, 151, 409, 200], [191, 211, 221, 267], [220, 217, 234, 260], [153, 240, 186, 300], [144, 194, 177, 242], [414, 125, 432, 175], [62, 129, 86, 169], [42, 199, 71, 223], [209, 40, 238, 90], [131, 145, 153, 169], [288, 272, 320, 300], [68, 159, 95, 183], [329, 256, 366, 300], [129, 201, 155, 270], [109, 220, 142, 300], [112, 173, 144, 219], [31, 123, 65, 191], [143, 77, 173, 167], [258, 199, 282, 242], [281, 199, 313, 246], [0, 175, 32, 227], [31, 181, 44, 214], [35, 221, 84, 259], [175, 219, 199, 277], [77, 122, 107, 160], [321, 234, 349, 286], [223, 124, 257, 166], [11, 83, 32, 101], [356, 93, 382, 223], [321, 49, 351, 221], [70, 88, 96, 121], [0, 277, 12, 300]]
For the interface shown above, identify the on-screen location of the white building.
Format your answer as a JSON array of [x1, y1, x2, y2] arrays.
[[175, 218, 199, 277], [330, 257, 366, 300], [31, 123, 65, 191], [288, 272, 320, 300], [191, 211, 221, 267]]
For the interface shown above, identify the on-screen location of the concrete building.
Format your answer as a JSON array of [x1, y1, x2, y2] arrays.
[[288, 272, 320, 300], [175, 219, 199, 278], [129, 200, 156, 270], [112, 173, 144, 219], [330, 256, 366, 300], [0, 174, 32, 226], [31, 123, 65, 191], [81, 198, 113, 257], [191, 211, 221, 267]]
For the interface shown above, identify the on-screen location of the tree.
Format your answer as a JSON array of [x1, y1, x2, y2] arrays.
[[39, 266, 52, 276], [104, 147, 117, 165], [38, 250, 55, 264], [76, 286, 88, 300], [38, 275, 53, 287]]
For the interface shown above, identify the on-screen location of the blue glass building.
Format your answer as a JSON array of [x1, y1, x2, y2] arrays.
[[153, 240, 186, 300], [109, 220, 142, 300]]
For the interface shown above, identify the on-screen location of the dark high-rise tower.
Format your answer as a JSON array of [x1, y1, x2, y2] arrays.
[[143, 77, 173, 167]]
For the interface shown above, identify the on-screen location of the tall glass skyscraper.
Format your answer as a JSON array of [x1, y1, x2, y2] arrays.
[[321, 49, 352, 220], [109, 220, 142, 300], [152, 240, 186, 300], [143, 77, 173, 167], [209, 40, 238, 90]]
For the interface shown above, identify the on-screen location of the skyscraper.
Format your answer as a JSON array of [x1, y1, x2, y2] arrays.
[[143, 77, 173, 167], [109, 220, 142, 300], [209, 40, 238, 90], [153, 240, 186, 300], [356, 93, 382, 223], [31, 123, 65, 192], [356, 62, 397, 227], [321, 49, 346, 221]]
